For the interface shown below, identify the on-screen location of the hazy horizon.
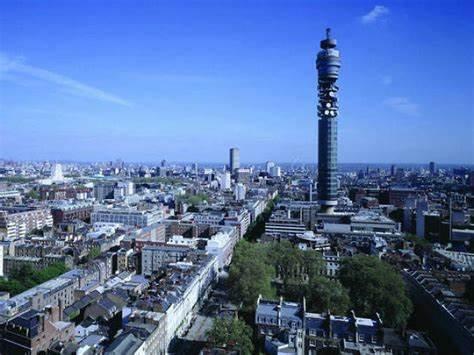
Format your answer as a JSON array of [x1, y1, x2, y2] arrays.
[[1, 158, 472, 168]]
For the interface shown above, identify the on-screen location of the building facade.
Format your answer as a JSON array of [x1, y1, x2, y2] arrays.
[[0, 207, 53, 238], [229, 147, 240, 172], [91, 206, 163, 227]]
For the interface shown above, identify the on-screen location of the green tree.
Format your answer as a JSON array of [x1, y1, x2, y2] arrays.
[[306, 276, 350, 314], [389, 208, 404, 224], [26, 190, 40, 200], [405, 234, 432, 257], [0, 262, 68, 296], [176, 193, 208, 205], [187, 205, 199, 212], [243, 199, 276, 242], [207, 318, 254, 355], [228, 241, 275, 312], [267, 240, 324, 302], [339, 255, 412, 328], [88, 246, 101, 260], [268, 240, 302, 284]]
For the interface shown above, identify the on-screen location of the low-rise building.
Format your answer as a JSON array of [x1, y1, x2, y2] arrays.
[[91, 206, 163, 227], [205, 227, 238, 269], [117, 248, 134, 272], [0, 268, 96, 320], [50, 200, 94, 225], [265, 210, 306, 238], [3, 254, 73, 276], [0, 206, 53, 238], [141, 244, 190, 276], [224, 209, 250, 238], [255, 296, 435, 355], [0, 305, 74, 354], [121, 310, 167, 355], [404, 269, 474, 355], [135, 254, 218, 351], [322, 251, 340, 278]]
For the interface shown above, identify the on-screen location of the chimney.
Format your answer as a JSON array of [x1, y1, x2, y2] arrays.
[[326, 310, 332, 338], [277, 297, 283, 326], [39, 313, 46, 333], [375, 312, 383, 327], [58, 300, 63, 322], [350, 310, 358, 343]]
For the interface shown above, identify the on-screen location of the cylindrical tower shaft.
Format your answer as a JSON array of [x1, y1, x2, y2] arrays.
[[317, 28, 341, 214]]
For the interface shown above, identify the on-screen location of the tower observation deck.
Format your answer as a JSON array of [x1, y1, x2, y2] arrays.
[[316, 28, 341, 214]]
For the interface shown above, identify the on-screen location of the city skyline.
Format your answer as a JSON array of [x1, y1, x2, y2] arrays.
[[0, 2, 473, 354], [1, 1, 473, 164]]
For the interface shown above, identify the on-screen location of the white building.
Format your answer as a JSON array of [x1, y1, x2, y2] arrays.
[[224, 209, 250, 238], [234, 183, 246, 201], [141, 245, 190, 276], [163, 257, 218, 347], [51, 163, 64, 182], [219, 172, 231, 190], [167, 235, 198, 248], [266, 161, 275, 174], [113, 182, 135, 200], [323, 251, 341, 278], [91, 206, 163, 227], [193, 212, 225, 226], [0, 207, 53, 239], [87, 222, 122, 239], [205, 227, 237, 269], [0, 247, 3, 277], [246, 199, 267, 223], [270, 165, 281, 177], [296, 231, 330, 252], [265, 210, 306, 238]]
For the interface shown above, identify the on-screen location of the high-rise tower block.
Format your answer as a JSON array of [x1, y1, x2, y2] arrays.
[[317, 28, 341, 213]]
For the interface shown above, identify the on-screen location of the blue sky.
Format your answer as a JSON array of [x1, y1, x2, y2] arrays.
[[0, 0, 473, 164]]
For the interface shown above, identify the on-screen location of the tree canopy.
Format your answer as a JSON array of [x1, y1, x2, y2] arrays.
[[338, 255, 413, 328], [306, 276, 350, 315], [88, 246, 102, 260], [227, 240, 275, 312], [0, 262, 69, 296], [267, 240, 348, 314], [405, 234, 432, 257], [243, 199, 275, 242], [206, 317, 254, 355], [228, 239, 350, 315], [176, 193, 208, 206]]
